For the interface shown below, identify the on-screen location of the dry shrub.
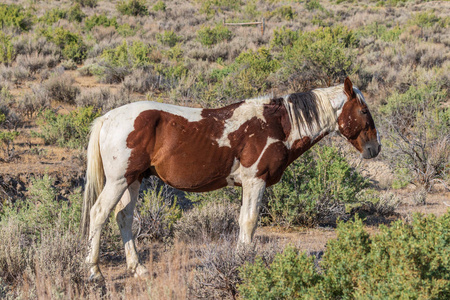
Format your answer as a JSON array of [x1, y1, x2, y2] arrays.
[[135, 178, 181, 242], [189, 237, 280, 299], [123, 68, 161, 93], [18, 85, 51, 118], [75, 87, 111, 110], [175, 201, 239, 243], [27, 228, 87, 297], [16, 52, 58, 74], [0, 217, 27, 284], [43, 72, 80, 104]]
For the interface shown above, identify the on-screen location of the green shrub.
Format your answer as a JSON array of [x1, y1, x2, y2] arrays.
[[239, 247, 320, 299], [67, 4, 85, 22], [0, 130, 19, 162], [152, 0, 166, 12], [40, 8, 67, 25], [266, 5, 297, 21], [207, 47, 280, 103], [357, 22, 403, 42], [74, 0, 97, 8], [117, 23, 139, 37], [0, 4, 32, 31], [35, 106, 100, 149], [101, 40, 152, 68], [239, 213, 450, 299], [156, 30, 181, 47], [410, 11, 448, 28], [271, 26, 299, 48], [85, 14, 118, 31], [197, 24, 232, 46], [263, 145, 368, 227], [41, 27, 87, 63], [198, 0, 242, 17], [136, 186, 181, 241], [277, 26, 357, 88], [0, 32, 15, 65], [305, 0, 325, 11], [116, 0, 148, 16]]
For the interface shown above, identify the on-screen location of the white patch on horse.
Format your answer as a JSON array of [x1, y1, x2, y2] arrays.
[[216, 97, 271, 148], [241, 137, 278, 178], [226, 158, 241, 186]]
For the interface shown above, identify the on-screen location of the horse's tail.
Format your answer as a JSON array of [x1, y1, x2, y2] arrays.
[[81, 116, 105, 237]]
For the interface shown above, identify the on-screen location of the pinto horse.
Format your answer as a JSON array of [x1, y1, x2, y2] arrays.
[[81, 77, 380, 280]]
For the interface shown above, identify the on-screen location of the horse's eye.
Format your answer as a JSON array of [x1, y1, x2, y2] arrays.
[[361, 109, 368, 114]]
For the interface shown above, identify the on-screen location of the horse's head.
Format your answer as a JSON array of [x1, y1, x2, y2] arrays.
[[337, 78, 381, 159]]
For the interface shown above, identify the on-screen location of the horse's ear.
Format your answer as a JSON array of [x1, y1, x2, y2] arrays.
[[344, 77, 355, 98]]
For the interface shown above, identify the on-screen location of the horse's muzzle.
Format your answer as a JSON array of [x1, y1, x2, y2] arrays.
[[362, 141, 381, 159]]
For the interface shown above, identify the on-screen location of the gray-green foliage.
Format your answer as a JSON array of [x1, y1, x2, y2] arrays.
[[136, 185, 181, 241], [0, 175, 84, 288], [275, 26, 358, 89], [239, 213, 450, 299], [35, 106, 100, 149], [264, 145, 368, 227], [379, 80, 450, 189]]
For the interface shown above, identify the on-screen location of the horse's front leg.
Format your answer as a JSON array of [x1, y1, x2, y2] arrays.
[[239, 178, 266, 244]]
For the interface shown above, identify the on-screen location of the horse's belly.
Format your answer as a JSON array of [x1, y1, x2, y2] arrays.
[[151, 140, 235, 192]]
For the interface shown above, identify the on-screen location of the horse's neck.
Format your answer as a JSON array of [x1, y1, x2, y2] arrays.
[[283, 86, 347, 163]]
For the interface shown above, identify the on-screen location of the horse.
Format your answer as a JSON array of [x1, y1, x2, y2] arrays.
[[81, 77, 381, 281]]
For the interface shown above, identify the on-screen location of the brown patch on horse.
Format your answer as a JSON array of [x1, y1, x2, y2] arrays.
[[256, 141, 289, 186], [263, 98, 291, 141]]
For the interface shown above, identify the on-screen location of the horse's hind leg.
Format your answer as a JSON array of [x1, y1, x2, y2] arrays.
[[115, 180, 149, 277], [86, 179, 128, 281]]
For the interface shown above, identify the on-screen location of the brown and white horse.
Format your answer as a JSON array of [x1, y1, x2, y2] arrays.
[[81, 77, 380, 280]]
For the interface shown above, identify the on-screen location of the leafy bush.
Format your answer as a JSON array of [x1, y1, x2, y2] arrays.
[[277, 26, 357, 89], [305, 0, 325, 11], [263, 145, 368, 227], [152, 0, 166, 12], [271, 26, 299, 48], [0, 32, 14, 65], [41, 27, 87, 63], [266, 5, 297, 21], [239, 213, 450, 299], [379, 81, 450, 190], [40, 8, 67, 25], [198, 0, 242, 17], [357, 22, 403, 42], [101, 40, 152, 68], [410, 11, 448, 28], [135, 179, 181, 242], [156, 30, 181, 47], [84, 14, 118, 31], [116, 0, 148, 16], [0, 130, 19, 162], [35, 106, 100, 148], [239, 246, 319, 299], [209, 47, 280, 102], [0, 4, 32, 31], [74, 0, 97, 8], [265, 145, 366, 226], [197, 24, 232, 46]]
